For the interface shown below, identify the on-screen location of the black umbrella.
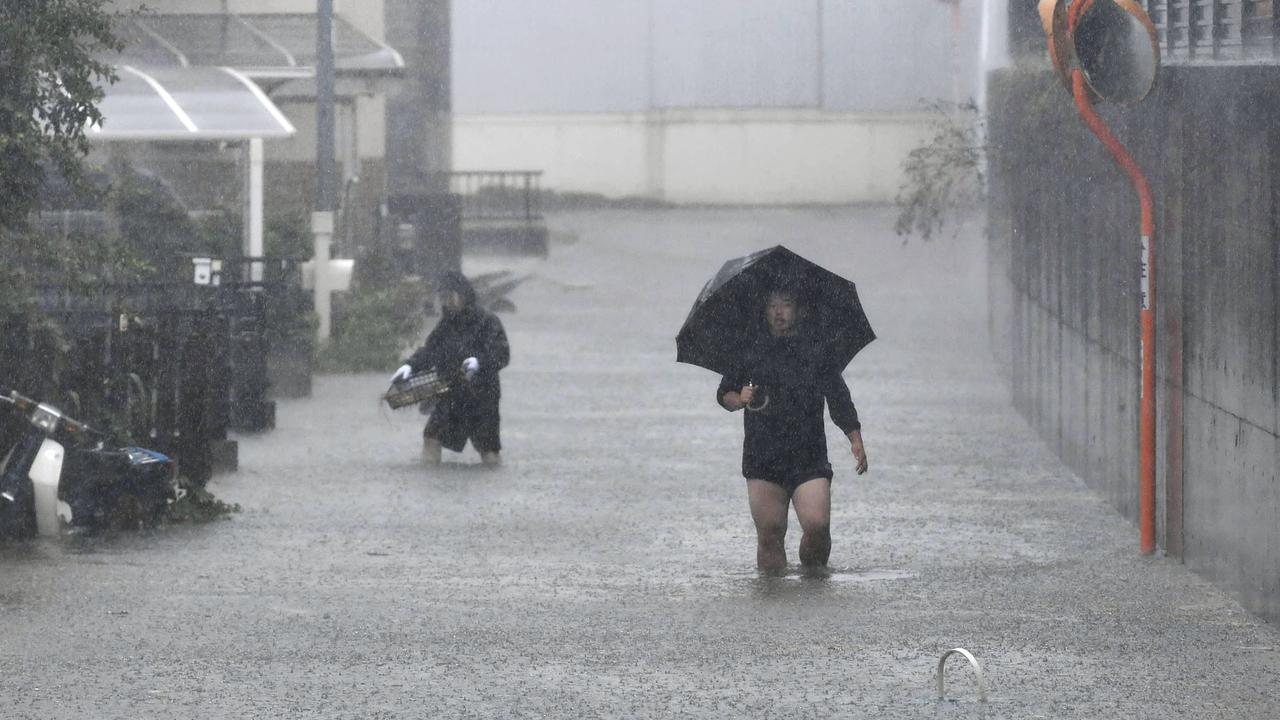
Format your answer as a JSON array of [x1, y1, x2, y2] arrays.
[[676, 245, 875, 378]]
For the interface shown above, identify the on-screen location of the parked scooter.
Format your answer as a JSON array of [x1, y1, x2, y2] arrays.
[[0, 386, 177, 538]]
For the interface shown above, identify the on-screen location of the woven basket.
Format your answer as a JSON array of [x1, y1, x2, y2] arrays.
[[384, 370, 453, 410]]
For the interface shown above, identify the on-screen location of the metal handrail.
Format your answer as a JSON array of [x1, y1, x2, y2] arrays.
[[436, 170, 544, 222], [936, 647, 988, 703]]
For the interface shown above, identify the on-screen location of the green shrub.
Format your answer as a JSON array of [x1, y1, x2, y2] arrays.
[[316, 280, 429, 372], [895, 100, 986, 242], [165, 481, 241, 524], [265, 209, 312, 259]]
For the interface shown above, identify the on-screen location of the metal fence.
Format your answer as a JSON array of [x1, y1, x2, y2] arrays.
[[1140, 0, 1278, 61], [2, 286, 233, 485], [444, 171, 544, 223], [0, 257, 308, 483], [181, 255, 314, 426], [420, 172, 549, 257]]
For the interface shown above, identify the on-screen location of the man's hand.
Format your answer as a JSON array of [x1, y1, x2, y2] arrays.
[[390, 364, 413, 383], [721, 384, 757, 411], [724, 384, 756, 411], [848, 430, 868, 475], [462, 357, 480, 381]]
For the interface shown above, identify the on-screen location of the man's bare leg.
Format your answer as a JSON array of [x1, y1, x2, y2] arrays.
[[423, 437, 442, 466], [792, 478, 832, 568], [747, 479, 790, 574]]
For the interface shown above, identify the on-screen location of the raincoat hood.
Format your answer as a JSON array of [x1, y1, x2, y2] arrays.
[[438, 271, 478, 309]]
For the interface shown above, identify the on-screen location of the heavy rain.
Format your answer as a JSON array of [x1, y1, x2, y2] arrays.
[[1, 1, 1278, 718]]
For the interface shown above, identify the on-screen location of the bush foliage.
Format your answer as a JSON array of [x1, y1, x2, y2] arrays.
[[317, 281, 430, 372], [894, 101, 986, 243]]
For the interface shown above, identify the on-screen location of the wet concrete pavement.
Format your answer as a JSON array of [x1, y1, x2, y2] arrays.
[[2, 207, 1278, 718]]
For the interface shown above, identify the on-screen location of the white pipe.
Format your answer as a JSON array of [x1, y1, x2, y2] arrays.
[[977, 0, 1010, 193], [247, 138, 264, 282], [312, 211, 335, 342], [978, 0, 1012, 113]]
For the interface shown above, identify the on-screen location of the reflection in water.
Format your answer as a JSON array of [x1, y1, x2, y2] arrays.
[[431, 460, 506, 473], [723, 565, 915, 598], [0, 524, 177, 563], [737, 565, 913, 583]]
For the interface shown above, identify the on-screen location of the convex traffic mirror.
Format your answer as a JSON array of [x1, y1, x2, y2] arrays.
[[1039, 0, 1159, 104]]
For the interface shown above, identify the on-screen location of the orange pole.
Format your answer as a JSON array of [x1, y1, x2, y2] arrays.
[[1070, 67, 1157, 555]]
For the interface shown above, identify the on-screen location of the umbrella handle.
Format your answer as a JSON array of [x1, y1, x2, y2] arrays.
[[745, 382, 770, 412]]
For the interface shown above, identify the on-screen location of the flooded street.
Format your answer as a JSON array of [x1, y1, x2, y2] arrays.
[[3, 207, 1278, 718]]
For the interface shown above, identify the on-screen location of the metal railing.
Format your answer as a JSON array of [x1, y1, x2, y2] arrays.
[[442, 171, 544, 223]]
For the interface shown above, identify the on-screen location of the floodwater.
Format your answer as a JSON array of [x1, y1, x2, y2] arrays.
[[1, 207, 1278, 718]]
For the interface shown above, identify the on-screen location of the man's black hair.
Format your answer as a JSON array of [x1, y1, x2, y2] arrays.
[[763, 283, 806, 309]]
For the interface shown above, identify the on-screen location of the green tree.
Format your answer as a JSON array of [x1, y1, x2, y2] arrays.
[[0, 0, 126, 231], [0, 0, 127, 299]]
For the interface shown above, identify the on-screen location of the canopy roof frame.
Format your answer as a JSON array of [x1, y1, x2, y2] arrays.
[[89, 64, 296, 142], [116, 12, 405, 82]]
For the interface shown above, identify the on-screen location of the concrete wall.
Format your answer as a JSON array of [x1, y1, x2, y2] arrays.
[[452, 0, 983, 114], [987, 65, 1280, 624], [454, 109, 934, 204]]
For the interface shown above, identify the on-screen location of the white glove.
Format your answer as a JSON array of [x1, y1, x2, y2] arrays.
[[390, 364, 413, 383], [462, 357, 480, 379]]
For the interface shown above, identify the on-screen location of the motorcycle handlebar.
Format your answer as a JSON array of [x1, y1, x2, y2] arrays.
[[0, 387, 105, 442], [61, 417, 105, 441], [0, 387, 32, 410]]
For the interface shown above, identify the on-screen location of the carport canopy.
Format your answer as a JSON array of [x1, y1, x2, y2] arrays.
[[115, 13, 404, 80], [90, 65, 295, 141], [88, 65, 294, 271]]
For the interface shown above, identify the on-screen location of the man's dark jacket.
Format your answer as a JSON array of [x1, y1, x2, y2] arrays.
[[717, 333, 859, 476], [405, 275, 510, 400]]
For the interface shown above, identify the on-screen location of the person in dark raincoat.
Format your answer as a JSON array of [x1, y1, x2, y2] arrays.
[[717, 287, 867, 573], [391, 271, 510, 466]]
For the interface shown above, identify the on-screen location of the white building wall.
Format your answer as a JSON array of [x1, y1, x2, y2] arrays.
[[454, 110, 933, 205], [453, 114, 651, 199], [450, 1, 974, 205], [453, 0, 983, 114]]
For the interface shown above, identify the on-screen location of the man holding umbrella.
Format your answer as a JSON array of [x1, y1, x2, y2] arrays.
[[677, 247, 873, 573]]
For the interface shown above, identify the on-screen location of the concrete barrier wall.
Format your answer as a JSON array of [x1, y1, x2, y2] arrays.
[[453, 109, 934, 205], [987, 66, 1280, 624]]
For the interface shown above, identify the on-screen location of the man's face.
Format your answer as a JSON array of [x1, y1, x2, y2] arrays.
[[765, 292, 800, 336], [439, 289, 464, 313]]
